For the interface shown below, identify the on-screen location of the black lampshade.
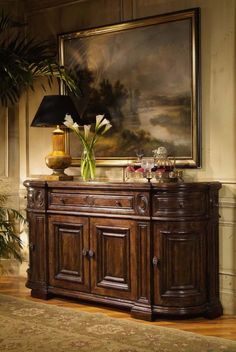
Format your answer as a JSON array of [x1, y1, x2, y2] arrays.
[[31, 95, 80, 127]]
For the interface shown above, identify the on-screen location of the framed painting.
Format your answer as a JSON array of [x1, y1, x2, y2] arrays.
[[59, 8, 201, 167]]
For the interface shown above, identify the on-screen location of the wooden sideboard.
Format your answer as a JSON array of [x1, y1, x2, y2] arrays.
[[23, 180, 223, 321]]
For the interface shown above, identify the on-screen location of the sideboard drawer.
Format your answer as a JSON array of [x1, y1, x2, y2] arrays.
[[152, 192, 206, 217], [48, 191, 136, 214]]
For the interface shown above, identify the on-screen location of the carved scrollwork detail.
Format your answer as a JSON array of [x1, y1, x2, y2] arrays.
[[28, 188, 34, 208], [136, 193, 149, 215], [35, 190, 45, 208], [27, 188, 45, 209]]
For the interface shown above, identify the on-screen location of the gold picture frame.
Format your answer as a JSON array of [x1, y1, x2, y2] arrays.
[[59, 8, 201, 168]]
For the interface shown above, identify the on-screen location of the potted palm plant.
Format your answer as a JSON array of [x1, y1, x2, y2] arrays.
[[0, 10, 79, 266], [0, 193, 25, 270], [0, 10, 80, 105]]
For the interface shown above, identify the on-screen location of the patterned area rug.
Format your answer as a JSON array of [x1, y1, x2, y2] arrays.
[[0, 294, 236, 352]]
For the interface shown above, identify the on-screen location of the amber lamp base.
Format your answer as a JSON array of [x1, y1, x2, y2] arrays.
[[45, 126, 73, 181]]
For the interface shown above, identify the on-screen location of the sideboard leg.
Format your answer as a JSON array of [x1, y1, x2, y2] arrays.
[[131, 304, 154, 321], [31, 289, 54, 300], [204, 302, 223, 319]]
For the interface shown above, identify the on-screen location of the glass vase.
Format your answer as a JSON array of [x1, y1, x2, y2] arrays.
[[81, 148, 96, 181]]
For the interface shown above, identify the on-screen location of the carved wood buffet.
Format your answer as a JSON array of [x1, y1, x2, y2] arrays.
[[23, 180, 222, 321]]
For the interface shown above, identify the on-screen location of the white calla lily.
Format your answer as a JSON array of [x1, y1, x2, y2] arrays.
[[102, 123, 112, 134], [63, 112, 112, 181], [84, 125, 91, 139], [63, 120, 72, 129], [72, 122, 79, 133], [95, 114, 104, 128], [99, 118, 110, 128], [64, 114, 74, 128]]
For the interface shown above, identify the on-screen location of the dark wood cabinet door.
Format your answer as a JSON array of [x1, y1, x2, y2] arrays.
[[48, 215, 90, 292], [90, 217, 137, 301], [153, 221, 207, 308], [27, 212, 47, 285]]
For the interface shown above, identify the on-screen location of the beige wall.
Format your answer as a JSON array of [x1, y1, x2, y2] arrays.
[[1, 0, 235, 313]]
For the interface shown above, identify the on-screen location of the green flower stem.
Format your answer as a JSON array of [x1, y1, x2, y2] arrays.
[[64, 115, 112, 182], [81, 148, 96, 181]]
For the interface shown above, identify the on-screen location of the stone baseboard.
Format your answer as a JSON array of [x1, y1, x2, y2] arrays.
[[220, 272, 236, 315]]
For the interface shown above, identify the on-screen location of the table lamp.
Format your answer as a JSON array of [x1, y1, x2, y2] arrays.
[[31, 95, 80, 180]]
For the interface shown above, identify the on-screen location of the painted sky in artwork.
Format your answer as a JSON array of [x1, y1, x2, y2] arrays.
[[64, 18, 193, 158]]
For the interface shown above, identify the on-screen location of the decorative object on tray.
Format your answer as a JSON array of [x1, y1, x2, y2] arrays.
[[125, 146, 184, 183], [141, 158, 155, 182], [153, 146, 176, 182], [64, 114, 112, 181]]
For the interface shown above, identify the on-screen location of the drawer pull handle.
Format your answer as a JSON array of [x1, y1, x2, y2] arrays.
[[82, 249, 88, 257], [29, 242, 35, 251], [86, 196, 94, 206], [179, 201, 184, 208], [60, 198, 66, 204], [115, 201, 122, 207], [152, 256, 160, 267], [88, 249, 95, 258]]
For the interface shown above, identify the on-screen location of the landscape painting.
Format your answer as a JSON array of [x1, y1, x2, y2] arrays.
[[59, 8, 201, 167]]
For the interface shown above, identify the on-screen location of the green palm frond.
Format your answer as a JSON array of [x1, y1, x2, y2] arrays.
[[0, 194, 7, 206], [0, 193, 26, 262], [0, 10, 80, 106], [0, 9, 25, 32], [0, 232, 23, 262]]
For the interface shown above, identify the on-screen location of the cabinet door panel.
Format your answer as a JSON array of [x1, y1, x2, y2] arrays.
[[27, 213, 47, 285], [153, 222, 207, 307], [90, 218, 137, 300], [48, 215, 90, 292]]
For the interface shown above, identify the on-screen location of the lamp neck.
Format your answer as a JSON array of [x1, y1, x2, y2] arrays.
[[52, 125, 65, 152]]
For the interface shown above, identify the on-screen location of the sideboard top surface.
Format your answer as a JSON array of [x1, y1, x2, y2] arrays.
[[23, 180, 221, 191]]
